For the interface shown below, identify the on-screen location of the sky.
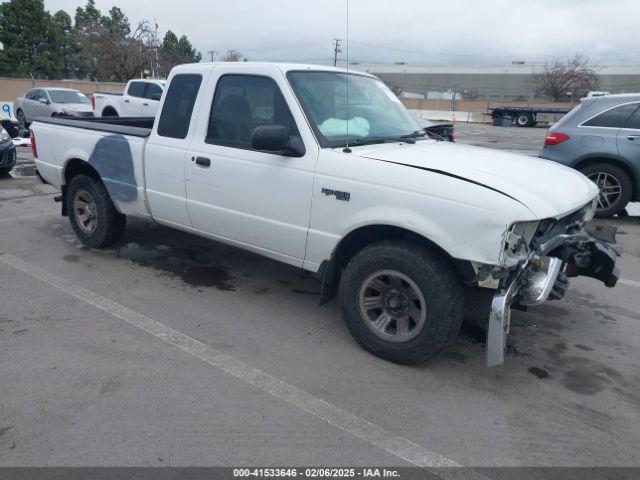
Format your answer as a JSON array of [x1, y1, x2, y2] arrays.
[[43, 0, 640, 66]]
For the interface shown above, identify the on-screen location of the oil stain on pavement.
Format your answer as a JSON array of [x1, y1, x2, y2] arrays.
[[117, 242, 236, 291]]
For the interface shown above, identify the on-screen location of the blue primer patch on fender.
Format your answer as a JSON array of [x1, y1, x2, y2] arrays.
[[88, 134, 137, 202]]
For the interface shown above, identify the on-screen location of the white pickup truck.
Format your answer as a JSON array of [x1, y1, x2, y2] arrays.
[[92, 79, 165, 117], [31, 62, 619, 366]]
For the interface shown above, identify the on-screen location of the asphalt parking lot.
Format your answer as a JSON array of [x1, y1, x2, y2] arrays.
[[1, 134, 639, 469]]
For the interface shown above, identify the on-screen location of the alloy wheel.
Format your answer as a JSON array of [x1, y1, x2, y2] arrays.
[[588, 171, 622, 211]]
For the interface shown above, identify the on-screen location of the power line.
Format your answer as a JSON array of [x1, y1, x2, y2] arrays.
[[333, 38, 342, 67]]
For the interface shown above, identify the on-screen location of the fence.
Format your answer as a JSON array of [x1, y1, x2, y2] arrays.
[[399, 98, 577, 114], [0, 77, 126, 102]]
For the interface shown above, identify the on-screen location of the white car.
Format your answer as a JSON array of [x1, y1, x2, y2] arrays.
[[30, 62, 619, 366], [92, 79, 165, 117]]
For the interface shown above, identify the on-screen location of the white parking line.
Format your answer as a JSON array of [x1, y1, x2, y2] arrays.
[[0, 251, 489, 479], [620, 278, 640, 288]]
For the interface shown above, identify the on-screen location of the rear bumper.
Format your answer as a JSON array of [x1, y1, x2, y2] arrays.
[[486, 229, 619, 367]]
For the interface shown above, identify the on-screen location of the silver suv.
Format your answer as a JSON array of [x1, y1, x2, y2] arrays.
[[540, 94, 640, 217]]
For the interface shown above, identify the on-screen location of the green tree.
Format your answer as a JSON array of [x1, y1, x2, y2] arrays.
[[73, 0, 105, 79], [159, 30, 201, 76], [0, 0, 61, 78], [52, 10, 80, 78], [0, 0, 201, 81]]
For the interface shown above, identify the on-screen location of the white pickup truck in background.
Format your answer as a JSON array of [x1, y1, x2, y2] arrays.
[[92, 78, 165, 117], [31, 62, 619, 367]]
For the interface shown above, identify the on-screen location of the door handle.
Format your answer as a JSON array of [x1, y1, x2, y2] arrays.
[[124, 99, 130, 103], [143, 102, 149, 106], [627, 135, 640, 141], [195, 156, 211, 167]]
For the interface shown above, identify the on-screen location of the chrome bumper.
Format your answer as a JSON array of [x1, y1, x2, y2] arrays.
[[486, 230, 619, 367]]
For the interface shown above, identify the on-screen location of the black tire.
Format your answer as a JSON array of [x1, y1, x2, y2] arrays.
[[515, 112, 534, 127], [339, 240, 464, 364], [66, 174, 126, 248], [579, 163, 632, 218], [16, 109, 28, 129], [0, 167, 11, 176], [102, 108, 118, 117]]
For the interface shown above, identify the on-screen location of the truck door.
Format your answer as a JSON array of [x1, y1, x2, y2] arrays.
[[144, 73, 204, 226], [123, 81, 146, 116], [142, 83, 163, 117], [185, 67, 318, 265]]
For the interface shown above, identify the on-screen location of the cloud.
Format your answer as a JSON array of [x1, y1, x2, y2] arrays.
[[44, 0, 640, 65]]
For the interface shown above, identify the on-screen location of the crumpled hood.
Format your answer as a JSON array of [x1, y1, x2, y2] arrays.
[[357, 141, 598, 219]]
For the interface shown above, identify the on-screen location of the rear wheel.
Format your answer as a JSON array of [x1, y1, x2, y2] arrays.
[[0, 167, 11, 176], [102, 108, 118, 117], [66, 174, 125, 248], [515, 112, 534, 127], [339, 240, 463, 364], [579, 163, 632, 218]]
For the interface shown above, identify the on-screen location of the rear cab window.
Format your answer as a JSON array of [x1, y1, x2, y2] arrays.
[[157, 74, 203, 139]]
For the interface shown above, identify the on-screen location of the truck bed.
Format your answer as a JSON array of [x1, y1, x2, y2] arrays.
[[31, 116, 154, 219]]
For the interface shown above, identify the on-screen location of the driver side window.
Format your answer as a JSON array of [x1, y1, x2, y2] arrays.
[[206, 74, 298, 149]]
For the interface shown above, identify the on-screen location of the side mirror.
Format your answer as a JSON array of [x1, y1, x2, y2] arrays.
[[150, 92, 162, 101], [251, 125, 305, 157], [39, 98, 49, 105]]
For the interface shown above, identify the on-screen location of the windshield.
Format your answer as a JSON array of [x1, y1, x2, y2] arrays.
[[49, 90, 91, 104], [287, 71, 423, 148]]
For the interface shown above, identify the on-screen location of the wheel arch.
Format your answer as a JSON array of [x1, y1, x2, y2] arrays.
[[102, 106, 118, 117], [60, 158, 102, 216], [574, 155, 638, 199], [317, 224, 474, 304]]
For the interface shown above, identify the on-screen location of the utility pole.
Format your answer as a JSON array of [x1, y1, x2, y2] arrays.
[[332, 38, 342, 67], [207, 51, 216, 62]]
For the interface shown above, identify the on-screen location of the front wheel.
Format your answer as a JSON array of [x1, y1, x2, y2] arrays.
[[66, 174, 126, 248], [339, 240, 464, 364], [580, 163, 632, 218], [16, 110, 28, 129]]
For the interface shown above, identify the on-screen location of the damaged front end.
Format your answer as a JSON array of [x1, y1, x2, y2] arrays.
[[485, 200, 620, 367]]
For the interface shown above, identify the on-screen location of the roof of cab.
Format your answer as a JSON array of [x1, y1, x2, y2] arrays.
[[169, 61, 377, 78]]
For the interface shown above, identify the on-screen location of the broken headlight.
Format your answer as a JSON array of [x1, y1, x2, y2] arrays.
[[501, 220, 539, 267]]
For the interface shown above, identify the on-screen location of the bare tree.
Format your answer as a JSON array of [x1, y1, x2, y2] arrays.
[[533, 54, 599, 102], [223, 49, 247, 62]]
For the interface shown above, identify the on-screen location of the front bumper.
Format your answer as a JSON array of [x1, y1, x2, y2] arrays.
[[0, 142, 16, 170], [486, 228, 619, 367]]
